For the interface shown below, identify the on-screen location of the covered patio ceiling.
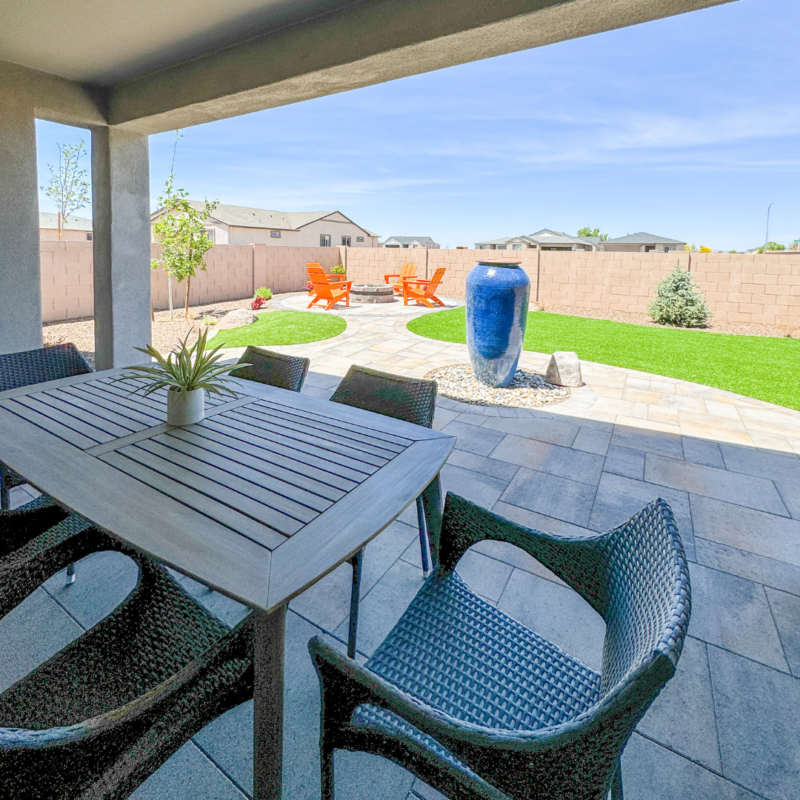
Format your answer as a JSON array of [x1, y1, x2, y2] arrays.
[[3, 0, 734, 133]]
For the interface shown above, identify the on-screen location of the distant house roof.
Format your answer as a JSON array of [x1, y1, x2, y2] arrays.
[[383, 236, 437, 245], [40, 212, 92, 231], [603, 232, 685, 245], [476, 229, 597, 248], [474, 237, 515, 246], [527, 229, 593, 247], [152, 202, 374, 234]]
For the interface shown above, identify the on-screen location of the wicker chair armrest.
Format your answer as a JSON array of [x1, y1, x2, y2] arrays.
[[0, 616, 253, 752], [435, 493, 608, 616]]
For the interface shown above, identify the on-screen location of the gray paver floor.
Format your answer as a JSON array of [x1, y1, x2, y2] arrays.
[[4, 316, 800, 799]]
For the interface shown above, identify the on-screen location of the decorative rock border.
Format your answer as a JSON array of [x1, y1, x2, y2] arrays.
[[424, 364, 570, 409]]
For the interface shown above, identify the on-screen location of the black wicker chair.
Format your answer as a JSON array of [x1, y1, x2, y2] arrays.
[[309, 494, 691, 800], [230, 346, 310, 393], [0, 344, 92, 510], [329, 365, 437, 658], [0, 505, 110, 620], [0, 526, 254, 800]]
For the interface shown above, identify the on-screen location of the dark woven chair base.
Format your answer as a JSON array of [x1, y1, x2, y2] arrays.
[[0, 528, 253, 799]]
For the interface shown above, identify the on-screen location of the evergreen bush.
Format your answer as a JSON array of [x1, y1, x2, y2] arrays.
[[648, 263, 711, 328]]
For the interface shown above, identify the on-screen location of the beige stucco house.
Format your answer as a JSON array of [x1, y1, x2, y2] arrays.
[[39, 212, 93, 241], [475, 229, 598, 251], [151, 202, 379, 248], [600, 232, 686, 252]]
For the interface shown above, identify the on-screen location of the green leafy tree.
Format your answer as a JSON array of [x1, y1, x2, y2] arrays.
[[757, 242, 786, 253], [577, 227, 609, 241], [43, 141, 91, 239], [152, 177, 218, 319], [648, 262, 711, 328]]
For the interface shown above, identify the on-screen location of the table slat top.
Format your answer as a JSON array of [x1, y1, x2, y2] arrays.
[[0, 369, 454, 611]]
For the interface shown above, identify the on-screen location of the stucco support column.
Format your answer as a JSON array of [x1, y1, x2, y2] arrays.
[[0, 91, 42, 354], [91, 127, 151, 369]]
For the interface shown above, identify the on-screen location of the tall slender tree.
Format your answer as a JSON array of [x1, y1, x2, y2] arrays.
[[43, 142, 91, 239], [151, 132, 218, 320]]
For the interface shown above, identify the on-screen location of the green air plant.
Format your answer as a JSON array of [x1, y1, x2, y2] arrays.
[[648, 262, 712, 328], [116, 328, 246, 398]]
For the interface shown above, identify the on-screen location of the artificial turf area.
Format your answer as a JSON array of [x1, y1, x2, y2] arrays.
[[408, 307, 800, 411], [208, 310, 346, 348]]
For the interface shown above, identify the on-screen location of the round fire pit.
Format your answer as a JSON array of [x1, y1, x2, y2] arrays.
[[351, 284, 395, 304]]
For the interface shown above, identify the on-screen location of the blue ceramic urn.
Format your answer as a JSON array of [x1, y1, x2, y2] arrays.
[[466, 260, 530, 388]]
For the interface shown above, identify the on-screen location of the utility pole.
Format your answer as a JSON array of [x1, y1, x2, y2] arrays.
[[764, 202, 775, 253]]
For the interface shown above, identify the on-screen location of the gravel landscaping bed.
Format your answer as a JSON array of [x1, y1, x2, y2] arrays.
[[43, 298, 274, 368], [424, 364, 570, 409], [540, 303, 799, 338]]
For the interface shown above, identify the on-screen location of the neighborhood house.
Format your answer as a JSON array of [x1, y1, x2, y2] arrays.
[[150, 202, 379, 248]]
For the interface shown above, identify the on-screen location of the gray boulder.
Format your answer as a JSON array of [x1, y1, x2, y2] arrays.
[[545, 351, 582, 387], [217, 308, 258, 330]]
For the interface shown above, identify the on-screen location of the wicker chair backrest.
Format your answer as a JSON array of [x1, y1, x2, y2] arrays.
[[329, 365, 437, 429], [0, 344, 92, 392], [231, 346, 309, 393], [593, 501, 690, 697]]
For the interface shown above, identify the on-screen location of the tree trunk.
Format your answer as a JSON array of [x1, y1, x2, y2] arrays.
[[57, 211, 63, 240], [167, 273, 174, 320], [184, 276, 191, 320]]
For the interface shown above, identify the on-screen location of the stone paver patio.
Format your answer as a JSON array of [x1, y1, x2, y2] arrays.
[[3, 299, 799, 800]]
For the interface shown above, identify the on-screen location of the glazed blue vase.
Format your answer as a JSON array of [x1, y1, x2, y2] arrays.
[[466, 260, 530, 388]]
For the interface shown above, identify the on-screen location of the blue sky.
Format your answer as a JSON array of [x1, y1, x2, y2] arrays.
[[36, 0, 799, 251]]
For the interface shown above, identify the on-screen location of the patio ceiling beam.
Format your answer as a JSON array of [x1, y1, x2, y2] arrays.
[[109, 0, 735, 134], [0, 61, 106, 130]]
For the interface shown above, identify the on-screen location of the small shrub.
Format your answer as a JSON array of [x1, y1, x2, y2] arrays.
[[306, 281, 314, 292], [251, 297, 267, 310], [330, 264, 346, 275], [648, 262, 711, 328], [203, 315, 218, 326], [254, 286, 273, 300]]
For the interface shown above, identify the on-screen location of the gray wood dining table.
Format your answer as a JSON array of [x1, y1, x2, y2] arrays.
[[0, 367, 455, 800]]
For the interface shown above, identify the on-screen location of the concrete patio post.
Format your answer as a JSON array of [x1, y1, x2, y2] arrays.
[[0, 90, 43, 355], [91, 127, 151, 369]]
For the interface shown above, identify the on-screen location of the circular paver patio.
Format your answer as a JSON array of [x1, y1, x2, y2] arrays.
[[220, 304, 800, 452]]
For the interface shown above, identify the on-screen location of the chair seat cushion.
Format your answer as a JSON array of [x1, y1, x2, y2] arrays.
[[365, 570, 600, 732]]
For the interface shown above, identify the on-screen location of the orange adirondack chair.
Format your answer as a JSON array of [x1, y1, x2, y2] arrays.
[[307, 262, 345, 283], [402, 268, 446, 309], [307, 266, 352, 310], [384, 262, 417, 294]]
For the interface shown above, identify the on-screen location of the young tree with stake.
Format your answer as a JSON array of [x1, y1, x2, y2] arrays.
[[43, 142, 91, 239]]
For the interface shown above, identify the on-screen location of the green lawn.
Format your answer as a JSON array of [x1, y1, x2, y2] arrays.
[[208, 310, 346, 348], [408, 307, 800, 411]]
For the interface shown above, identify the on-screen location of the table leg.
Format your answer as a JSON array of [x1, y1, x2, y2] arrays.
[[253, 603, 287, 800], [420, 473, 443, 568]]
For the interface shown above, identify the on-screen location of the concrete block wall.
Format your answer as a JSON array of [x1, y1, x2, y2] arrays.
[[691, 253, 800, 328], [344, 247, 800, 327], [39, 243, 800, 328], [40, 242, 341, 322], [537, 250, 678, 313], [40, 241, 95, 321]]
